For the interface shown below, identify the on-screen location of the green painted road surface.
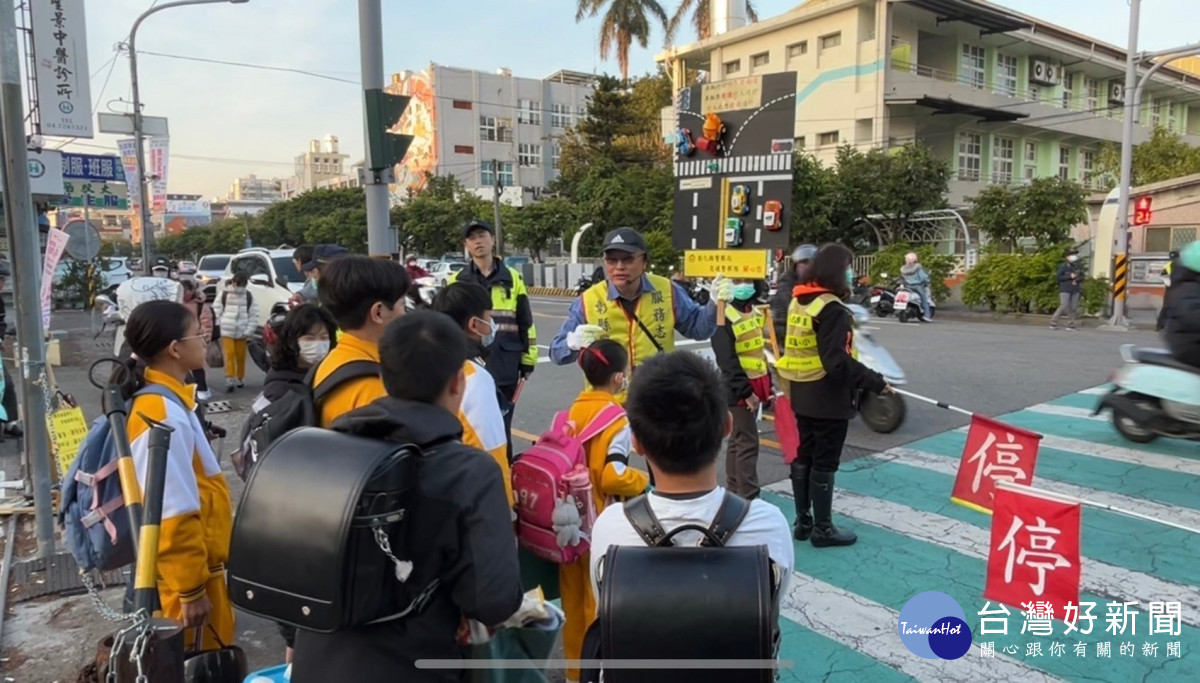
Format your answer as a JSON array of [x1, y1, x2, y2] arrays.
[[762, 385, 1199, 681]]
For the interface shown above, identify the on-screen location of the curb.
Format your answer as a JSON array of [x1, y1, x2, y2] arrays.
[[528, 287, 577, 297]]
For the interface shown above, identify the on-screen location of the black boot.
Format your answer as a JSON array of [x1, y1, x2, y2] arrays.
[[810, 471, 856, 547], [791, 463, 813, 541]]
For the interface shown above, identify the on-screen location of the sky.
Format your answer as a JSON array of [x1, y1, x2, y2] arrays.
[[51, 0, 1198, 200]]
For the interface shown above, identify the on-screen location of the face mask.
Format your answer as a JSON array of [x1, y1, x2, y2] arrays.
[[1067, 255, 1078, 263], [618, 373, 629, 393], [474, 317, 496, 347], [298, 339, 330, 365], [732, 283, 756, 301], [845, 268, 855, 287]]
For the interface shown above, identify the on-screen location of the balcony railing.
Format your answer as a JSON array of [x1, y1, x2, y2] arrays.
[[890, 59, 1117, 115]]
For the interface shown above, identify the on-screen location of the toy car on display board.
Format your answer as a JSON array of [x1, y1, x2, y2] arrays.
[[724, 217, 744, 247], [763, 200, 783, 230], [676, 128, 696, 157], [731, 185, 751, 215]]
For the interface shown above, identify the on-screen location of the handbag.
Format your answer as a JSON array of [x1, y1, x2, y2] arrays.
[[206, 341, 224, 369], [183, 626, 247, 683]]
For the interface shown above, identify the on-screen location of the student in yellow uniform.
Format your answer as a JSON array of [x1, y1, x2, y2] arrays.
[[120, 300, 235, 650], [311, 256, 411, 427], [431, 282, 514, 506], [561, 339, 650, 682]]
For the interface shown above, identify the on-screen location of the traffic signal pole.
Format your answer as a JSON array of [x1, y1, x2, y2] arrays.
[[358, 0, 393, 257]]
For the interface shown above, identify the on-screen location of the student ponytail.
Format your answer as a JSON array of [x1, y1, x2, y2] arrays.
[[111, 300, 194, 400], [578, 339, 628, 388]]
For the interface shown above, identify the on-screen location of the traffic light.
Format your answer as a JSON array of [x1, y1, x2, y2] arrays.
[[364, 89, 414, 171], [1133, 195, 1153, 226]]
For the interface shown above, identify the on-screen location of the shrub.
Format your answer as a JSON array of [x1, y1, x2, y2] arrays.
[[869, 243, 956, 303], [962, 245, 1108, 315]]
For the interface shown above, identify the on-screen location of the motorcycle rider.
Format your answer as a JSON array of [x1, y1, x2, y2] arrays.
[[405, 256, 431, 280], [1158, 250, 1180, 332], [772, 244, 816, 344], [1163, 241, 1200, 368], [900, 252, 933, 322]]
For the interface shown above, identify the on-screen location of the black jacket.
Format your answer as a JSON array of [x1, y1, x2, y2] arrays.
[[455, 261, 534, 389], [712, 300, 758, 406], [1164, 265, 1200, 368], [788, 289, 887, 421], [261, 367, 307, 401], [770, 270, 796, 344], [1056, 261, 1082, 294], [292, 398, 522, 683]]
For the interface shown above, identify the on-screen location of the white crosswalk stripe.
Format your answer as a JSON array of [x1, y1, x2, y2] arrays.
[[1024, 404, 1107, 421]]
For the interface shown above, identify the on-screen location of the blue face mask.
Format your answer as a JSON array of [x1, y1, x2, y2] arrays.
[[732, 283, 757, 301], [845, 268, 855, 287], [474, 317, 496, 347]]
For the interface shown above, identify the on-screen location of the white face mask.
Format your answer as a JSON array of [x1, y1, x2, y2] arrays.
[[1067, 255, 1078, 263], [298, 339, 330, 365]]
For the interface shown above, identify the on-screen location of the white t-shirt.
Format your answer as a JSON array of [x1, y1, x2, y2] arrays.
[[589, 486, 794, 604]]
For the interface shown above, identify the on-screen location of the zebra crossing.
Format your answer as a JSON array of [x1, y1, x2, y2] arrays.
[[674, 153, 793, 177], [756, 384, 1200, 681]]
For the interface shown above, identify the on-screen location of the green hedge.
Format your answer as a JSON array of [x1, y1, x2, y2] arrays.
[[869, 243, 956, 303], [962, 245, 1108, 315]]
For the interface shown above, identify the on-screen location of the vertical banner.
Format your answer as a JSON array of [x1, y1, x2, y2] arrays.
[[984, 486, 1082, 616], [41, 228, 70, 329], [950, 415, 1043, 514], [150, 137, 169, 214], [31, 0, 93, 138], [117, 138, 140, 205]]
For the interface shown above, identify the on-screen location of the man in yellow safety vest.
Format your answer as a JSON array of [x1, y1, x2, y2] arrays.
[[711, 280, 771, 499]]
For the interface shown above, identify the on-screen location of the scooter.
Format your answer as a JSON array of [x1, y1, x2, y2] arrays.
[[1093, 344, 1200, 443], [248, 302, 290, 373], [92, 294, 129, 359], [893, 279, 935, 323], [848, 303, 908, 433], [870, 274, 897, 317]]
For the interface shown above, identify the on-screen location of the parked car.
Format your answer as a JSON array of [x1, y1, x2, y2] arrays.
[[214, 248, 306, 331], [177, 260, 197, 276], [126, 257, 143, 274], [195, 254, 232, 300], [430, 261, 466, 286]]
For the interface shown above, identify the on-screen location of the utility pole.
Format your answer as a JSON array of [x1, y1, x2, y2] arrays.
[[491, 159, 503, 256], [0, 2, 55, 557], [1105, 0, 1141, 329], [359, 0, 394, 257]]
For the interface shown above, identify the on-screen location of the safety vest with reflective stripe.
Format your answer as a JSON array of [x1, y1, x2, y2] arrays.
[[726, 305, 768, 379], [581, 273, 676, 371], [776, 293, 856, 382]]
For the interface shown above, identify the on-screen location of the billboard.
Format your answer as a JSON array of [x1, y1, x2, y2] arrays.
[[386, 69, 437, 193], [31, 0, 93, 137], [160, 198, 211, 236]]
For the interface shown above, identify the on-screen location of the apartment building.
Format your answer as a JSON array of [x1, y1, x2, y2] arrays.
[[658, 0, 1200, 207], [284, 135, 350, 199], [229, 174, 284, 203], [386, 64, 595, 202]]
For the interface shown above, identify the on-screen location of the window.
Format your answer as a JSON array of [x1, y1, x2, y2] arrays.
[[452, 100, 472, 110], [1058, 146, 1071, 180], [551, 103, 572, 129], [818, 130, 839, 146], [788, 41, 808, 57], [1168, 102, 1178, 132], [1084, 78, 1099, 112], [518, 143, 541, 167], [961, 44, 985, 89], [453, 144, 474, 155], [724, 59, 742, 76], [498, 122, 514, 143], [820, 32, 842, 50], [480, 161, 494, 187], [551, 143, 560, 171], [479, 116, 498, 142], [995, 53, 1018, 96], [1024, 141, 1037, 163], [498, 162, 514, 187], [1024, 164, 1037, 182], [751, 52, 770, 68], [957, 132, 982, 180], [1146, 226, 1196, 252], [797, 135, 806, 150], [1079, 149, 1095, 188], [992, 136, 1015, 184], [1151, 97, 1163, 128], [518, 99, 542, 125], [1061, 73, 1074, 110]]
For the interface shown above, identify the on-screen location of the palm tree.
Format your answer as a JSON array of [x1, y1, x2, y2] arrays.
[[665, 0, 759, 43], [576, 0, 669, 81]]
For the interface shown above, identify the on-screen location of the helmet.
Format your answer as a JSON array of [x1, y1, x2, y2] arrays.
[[791, 244, 817, 263], [1179, 242, 1200, 273]]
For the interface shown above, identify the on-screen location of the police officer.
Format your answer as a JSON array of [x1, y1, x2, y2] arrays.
[[451, 220, 537, 451], [550, 227, 730, 371], [776, 244, 889, 548]]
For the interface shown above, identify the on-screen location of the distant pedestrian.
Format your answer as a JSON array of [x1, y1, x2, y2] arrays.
[[1050, 249, 1082, 331], [212, 272, 258, 391]]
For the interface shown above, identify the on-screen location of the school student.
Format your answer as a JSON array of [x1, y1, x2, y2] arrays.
[[212, 272, 258, 392], [561, 339, 650, 681], [431, 282, 513, 506], [180, 279, 214, 401], [119, 300, 235, 651], [311, 256, 410, 427]]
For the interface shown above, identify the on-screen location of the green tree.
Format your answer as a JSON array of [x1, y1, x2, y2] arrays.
[[788, 153, 837, 246], [304, 207, 368, 253], [1094, 127, 1200, 190], [665, 0, 758, 42], [256, 187, 365, 246], [99, 239, 134, 258], [575, 0, 668, 80], [833, 143, 950, 245], [396, 173, 489, 257], [503, 197, 578, 262], [969, 177, 1087, 249]]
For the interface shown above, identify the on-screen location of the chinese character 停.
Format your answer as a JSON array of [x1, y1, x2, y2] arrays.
[[969, 429, 1028, 496], [999, 515, 1073, 595]]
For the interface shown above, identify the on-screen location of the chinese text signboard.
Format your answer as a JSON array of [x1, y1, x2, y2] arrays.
[[117, 138, 140, 205], [61, 153, 126, 183], [150, 137, 170, 214], [683, 249, 769, 278], [974, 599, 1183, 661], [701, 77, 764, 115], [984, 487, 1081, 616], [59, 180, 129, 210], [31, 0, 93, 137], [950, 414, 1043, 513]]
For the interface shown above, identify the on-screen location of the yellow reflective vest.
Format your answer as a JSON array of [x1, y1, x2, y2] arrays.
[[726, 305, 768, 379], [581, 273, 676, 370], [777, 293, 856, 382]]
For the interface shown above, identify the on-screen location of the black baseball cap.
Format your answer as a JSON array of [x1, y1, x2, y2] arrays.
[[462, 220, 494, 239], [602, 227, 648, 254], [302, 244, 349, 271]]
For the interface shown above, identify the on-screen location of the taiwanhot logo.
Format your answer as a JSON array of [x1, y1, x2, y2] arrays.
[[898, 591, 973, 660]]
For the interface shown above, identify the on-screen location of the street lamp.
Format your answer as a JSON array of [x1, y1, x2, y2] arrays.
[[129, 0, 250, 270], [1106, 0, 1200, 328]]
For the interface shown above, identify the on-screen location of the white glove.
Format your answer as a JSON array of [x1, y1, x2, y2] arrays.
[[712, 274, 734, 303], [566, 324, 606, 351]]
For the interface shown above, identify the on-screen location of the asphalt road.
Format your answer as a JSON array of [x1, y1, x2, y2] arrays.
[[515, 295, 1163, 488]]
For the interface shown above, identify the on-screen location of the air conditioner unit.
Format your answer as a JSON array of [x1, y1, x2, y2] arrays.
[[1030, 60, 1060, 87], [1108, 80, 1125, 105]]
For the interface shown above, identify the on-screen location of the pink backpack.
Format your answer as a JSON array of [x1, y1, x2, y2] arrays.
[[513, 404, 626, 564]]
